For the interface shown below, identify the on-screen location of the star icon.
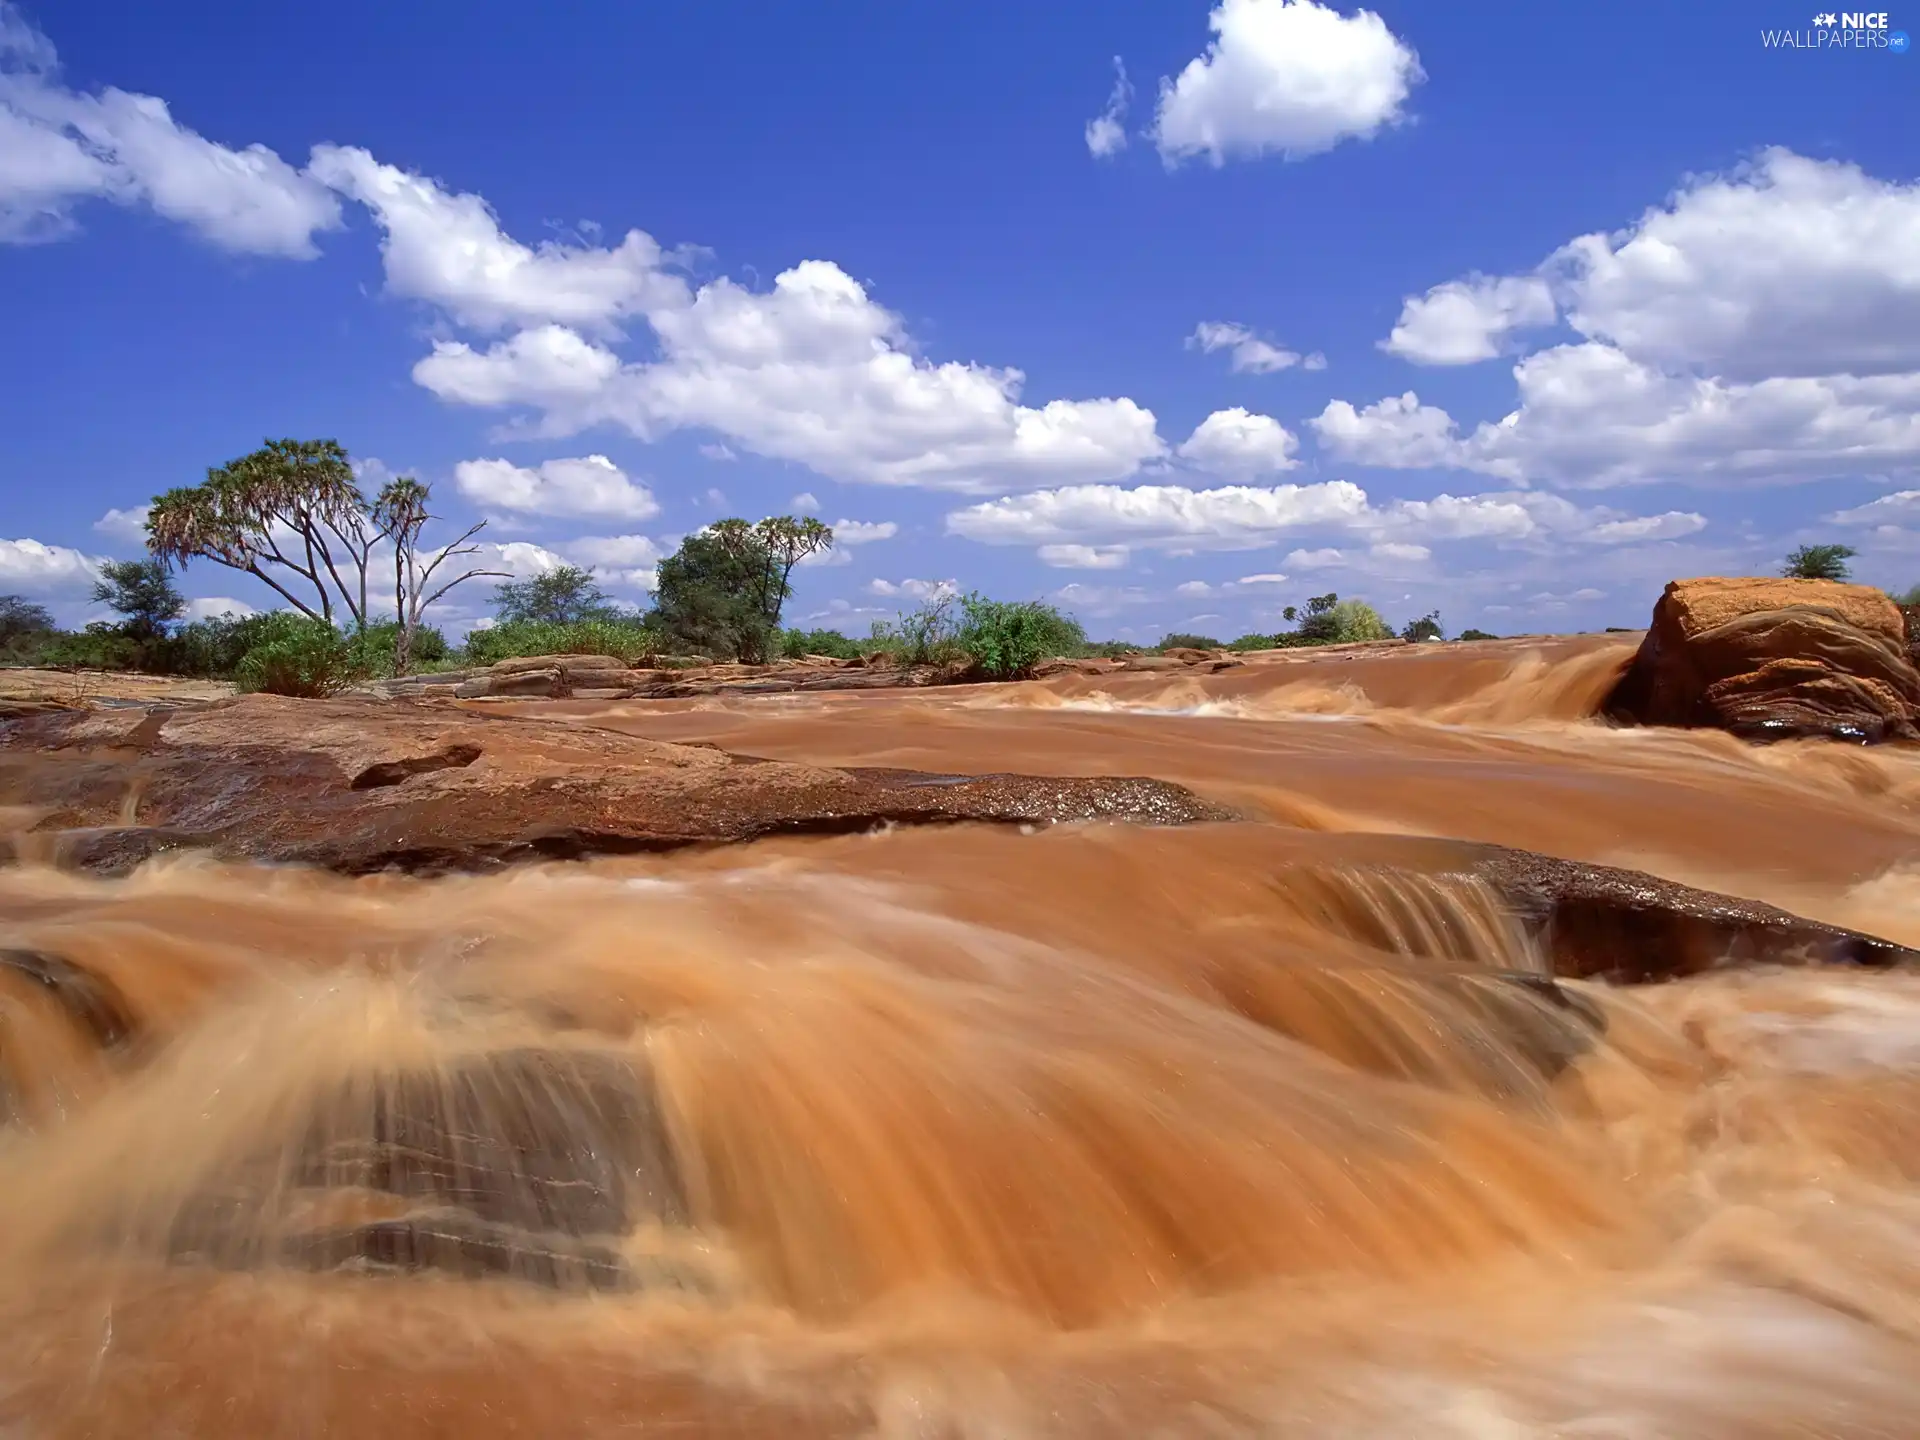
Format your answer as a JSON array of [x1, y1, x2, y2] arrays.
[[1814, 11, 1838, 23]]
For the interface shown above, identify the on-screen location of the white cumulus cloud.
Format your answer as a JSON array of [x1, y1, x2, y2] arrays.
[[869, 577, 957, 600], [453, 455, 659, 520], [947, 479, 1370, 551], [0, 536, 102, 593], [1152, 0, 1424, 166], [1176, 407, 1300, 476], [0, 5, 339, 252], [563, 534, 663, 567], [306, 145, 682, 334], [1314, 350, 1920, 488], [1381, 275, 1557, 365], [415, 325, 623, 412], [414, 260, 1166, 491], [949, 478, 1701, 556], [182, 596, 256, 620], [1348, 150, 1920, 489], [1188, 321, 1324, 374], [1038, 544, 1131, 569], [830, 519, 898, 545], [91, 504, 150, 545]]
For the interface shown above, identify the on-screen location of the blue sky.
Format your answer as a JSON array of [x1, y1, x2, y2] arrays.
[[2, 0, 1917, 641]]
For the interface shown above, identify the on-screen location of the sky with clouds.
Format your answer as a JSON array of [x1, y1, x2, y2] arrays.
[[1, 0, 1916, 640]]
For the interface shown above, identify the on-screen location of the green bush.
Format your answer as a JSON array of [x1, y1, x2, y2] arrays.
[[1323, 599, 1391, 643], [343, 620, 451, 679], [462, 617, 658, 667], [1158, 632, 1223, 651], [868, 592, 968, 668], [1458, 628, 1499, 641], [956, 593, 1086, 680], [778, 628, 865, 661], [36, 625, 139, 671], [168, 611, 273, 677], [235, 614, 365, 698]]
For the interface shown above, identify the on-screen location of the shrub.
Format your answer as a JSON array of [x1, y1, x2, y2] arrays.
[[957, 593, 1086, 680], [1158, 632, 1223, 651], [36, 625, 139, 671], [346, 620, 450, 679], [1458, 628, 1499, 641], [1782, 543, 1856, 582], [868, 591, 968, 668], [235, 614, 364, 698], [778, 628, 864, 661], [463, 618, 658, 667], [1327, 600, 1391, 643], [169, 611, 277, 677]]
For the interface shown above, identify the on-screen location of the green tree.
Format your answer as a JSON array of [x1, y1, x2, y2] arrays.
[[91, 559, 184, 642], [703, 516, 834, 629], [148, 439, 385, 627], [650, 531, 772, 660], [649, 517, 835, 661], [1298, 592, 1342, 642], [492, 564, 618, 626], [1281, 605, 1298, 623], [1783, 543, 1858, 581], [1401, 610, 1444, 643], [0, 595, 54, 651]]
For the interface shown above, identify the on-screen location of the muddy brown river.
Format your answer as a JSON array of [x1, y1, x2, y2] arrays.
[[5, 636, 1920, 1437]]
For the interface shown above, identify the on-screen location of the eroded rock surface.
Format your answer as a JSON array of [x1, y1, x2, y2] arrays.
[[0, 694, 1234, 873], [1604, 576, 1920, 742]]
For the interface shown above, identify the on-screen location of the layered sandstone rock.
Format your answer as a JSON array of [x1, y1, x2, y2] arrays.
[[0, 694, 1234, 873], [452, 653, 635, 700], [1603, 576, 1920, 742]]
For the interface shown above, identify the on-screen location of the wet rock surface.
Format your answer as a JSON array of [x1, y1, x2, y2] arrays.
[[1271, 833, 1919, 986], [166, 1047, 702, 1294], [1604, 576, 1920, 743], [1448, 842, 1918, 981], [0, 694, 1237, 874]]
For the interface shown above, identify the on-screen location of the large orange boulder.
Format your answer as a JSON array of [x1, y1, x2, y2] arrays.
[[1604, 577, 1920, 742]]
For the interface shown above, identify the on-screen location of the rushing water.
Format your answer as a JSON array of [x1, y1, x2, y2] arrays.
[[6, 637, 1920, 1436]]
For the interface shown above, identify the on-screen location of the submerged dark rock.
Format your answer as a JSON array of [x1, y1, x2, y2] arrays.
[[1452, 843, 1918, 981]]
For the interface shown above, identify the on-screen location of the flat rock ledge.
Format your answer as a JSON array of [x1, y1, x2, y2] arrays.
[[0, 694, 1235, 874]]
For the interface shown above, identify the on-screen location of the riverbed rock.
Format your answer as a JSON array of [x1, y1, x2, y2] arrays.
[[1604, 576, 1920, 743], [453, 654, 635, 700], [1424, 840, 1917, 981], [1272, 833, 1920, 985], [0, 694, 1236, 874]]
